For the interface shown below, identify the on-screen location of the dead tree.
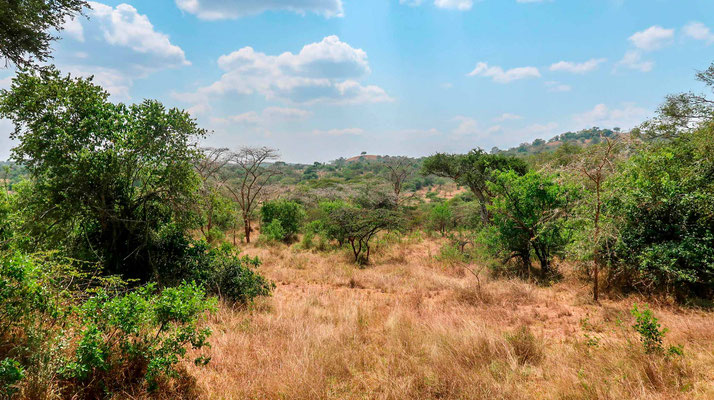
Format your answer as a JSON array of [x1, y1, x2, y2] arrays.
[[224, 147, 281, 244]]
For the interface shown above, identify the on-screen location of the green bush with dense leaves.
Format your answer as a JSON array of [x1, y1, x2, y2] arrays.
[[260, 200, 305, 242], [607, 126, 714, 299], [486, 170, 574, 279], [0, 251, 216, 397]]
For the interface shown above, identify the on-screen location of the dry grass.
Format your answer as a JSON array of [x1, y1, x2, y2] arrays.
[[184, 237, 714, 399]]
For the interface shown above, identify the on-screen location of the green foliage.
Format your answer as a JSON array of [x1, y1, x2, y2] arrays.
[[208, 247, 275, 304], [0, 251, 215, 397], [326, 206, 404, 265], [260, 200, 305, 242], [422, 149, 528, 223], [0, 358, 24, 398], [0, 68, 206, 281], [630, 303, 667, 354], [487, 170, 573, 278], [63, 282, 215, 393], [608, 126, 714, 298], [262, 219, 287, 242], [151, 229, 274, 304], [0, 0, 88, 68], [428, 202, 453, 236]]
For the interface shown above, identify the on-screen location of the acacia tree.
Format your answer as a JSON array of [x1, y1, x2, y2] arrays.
[[1, 0, 88, 68], [384, 156, 413, 206], [328, 207, 402, 265], [194, 147, 233, 242], [224, 147, 281, 243], [422, 149, 528, 224]]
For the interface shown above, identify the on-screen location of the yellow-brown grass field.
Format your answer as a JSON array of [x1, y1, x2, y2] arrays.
[[182, 235, 714, 400]]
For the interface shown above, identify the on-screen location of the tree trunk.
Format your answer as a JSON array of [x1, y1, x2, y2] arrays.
[[243, 214, 251, 243], [472, 188, 490, 224]]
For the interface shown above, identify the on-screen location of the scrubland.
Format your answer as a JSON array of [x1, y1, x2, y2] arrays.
[[183, 236, 714, 400]]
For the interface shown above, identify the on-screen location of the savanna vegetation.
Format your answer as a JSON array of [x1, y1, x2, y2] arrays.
[[1, 3, 713, 399]]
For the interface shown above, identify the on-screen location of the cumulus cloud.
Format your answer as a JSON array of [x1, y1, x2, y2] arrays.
[[451, 116, 501, 138], [214, 107, 312, 126], [175, 0, 343, 20], [88, 2, 189, 68], [683, 22, 714, 44], [549, 58, 606, 74], [545, 80, 571, 92], [434, 0, 473, 10], [467, 62, 541, 83], [54, 2, 190, 100], [494, 113, 523, 122], [573, 103, 649, 129], [182, 35, 391, 105], [628, 25, 674, 51], [312, 127, 364, 136], [616, 50, 653, 72]]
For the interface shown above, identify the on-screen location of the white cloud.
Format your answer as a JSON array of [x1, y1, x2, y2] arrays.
[[628, 25, 674, 51], [683, 22, 714, 44], [467, 62, 541, 83], [63, 65, 133, 100], [616, 50, 653, 72], [88, 2, 189, 67], [494, 113, 523, 122], [175, 0, 343, 20], [399, 0, 424, 6], [434, 0, 473, 10], [573, 103, 649, 129], [451, 116, 501, 138], [182, 35, 391, 105], [312, 128, 364, 136], [549, 58, 606, 74], [545, 80, 571, 92], [213, 107, 312, 126], [51, 2, 191, 100], [62, 16, 85, 42]]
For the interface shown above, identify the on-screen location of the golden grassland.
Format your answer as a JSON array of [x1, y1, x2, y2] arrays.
[[181, 235, 714, 400]]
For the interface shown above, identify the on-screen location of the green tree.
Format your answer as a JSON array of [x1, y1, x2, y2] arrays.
[[0, 68, 205, 280], [429, 202, 452, 237], [0, 0, 88, 68], [327, 207, 403, 265], [488, 170, 572, 279], [422, 149, 528, 224], [260, 199, 305, 242], [607, 126, 714, 299]]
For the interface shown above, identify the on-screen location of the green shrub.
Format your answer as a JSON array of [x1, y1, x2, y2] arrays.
[[63, 282, 215, 394], [630, 303, 666, 354], [260, 200, 305, 242], [0, 358, 24, 398], [0, 251, 217, 397], [262, 219, 287, 243], [152, 229, 274, 304], [208, 249, 275, 304]]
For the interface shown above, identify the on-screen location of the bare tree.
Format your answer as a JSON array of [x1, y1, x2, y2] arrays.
[[224, 147, 281, 243], [194, 148, 232, 242], [384, 156, 412, 206], [579, 136, 619, 302]]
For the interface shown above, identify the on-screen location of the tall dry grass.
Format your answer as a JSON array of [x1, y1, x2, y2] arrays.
[[184, 236, 714, 399]]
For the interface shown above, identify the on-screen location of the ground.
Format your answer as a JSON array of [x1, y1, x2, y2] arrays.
[[183, 235, 714, 400]]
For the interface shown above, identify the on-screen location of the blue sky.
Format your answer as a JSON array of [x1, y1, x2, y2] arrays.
[[1, 0, 713, 162]]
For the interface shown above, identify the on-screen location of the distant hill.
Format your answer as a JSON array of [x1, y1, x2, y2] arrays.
[[346, 154, 379, 162], [493, 127, 623, 156]]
